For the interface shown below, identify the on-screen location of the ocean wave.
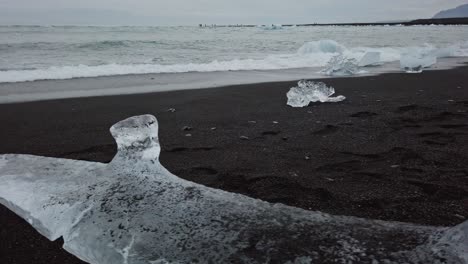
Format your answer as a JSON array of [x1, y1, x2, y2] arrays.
[[76, 40, 132, 50], [0, 42, 62, 51], [0, 57, 330, 83], [1, 39, 467, 83], [0, 40, 170, 51]]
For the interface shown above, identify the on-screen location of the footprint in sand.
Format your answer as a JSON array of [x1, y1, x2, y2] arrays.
[[189, 166, 219, 175], [418, 132, 456, 146], [395, 104, 429, 113], [261, 131, 281, 136], [312, 124, 339, 135], [438, 124, 468, 129], [350, 111, 378, 118], [165, 146, 215, 152]]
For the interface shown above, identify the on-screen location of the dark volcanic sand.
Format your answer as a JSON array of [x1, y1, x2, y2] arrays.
[[1, 67, 468, 263]]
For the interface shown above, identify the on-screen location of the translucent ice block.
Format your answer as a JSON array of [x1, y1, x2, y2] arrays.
[[287, 80, 346, 107], [0, 115, 466, 264]]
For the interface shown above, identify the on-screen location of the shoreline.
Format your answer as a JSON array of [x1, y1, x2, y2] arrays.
[[0, 57, 467, 104], [1, 66, 467, 263]]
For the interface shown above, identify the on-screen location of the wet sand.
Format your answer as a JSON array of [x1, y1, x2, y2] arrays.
[[1, 67, 468, 263]]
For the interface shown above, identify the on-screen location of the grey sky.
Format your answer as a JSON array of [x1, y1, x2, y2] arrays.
[[0, 0, 467, 25]]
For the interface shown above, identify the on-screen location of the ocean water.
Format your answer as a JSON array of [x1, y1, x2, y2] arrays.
[[0, 25, 467, 83]]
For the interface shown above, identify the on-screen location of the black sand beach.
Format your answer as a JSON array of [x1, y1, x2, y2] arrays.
[[1, 67, 468, 263]]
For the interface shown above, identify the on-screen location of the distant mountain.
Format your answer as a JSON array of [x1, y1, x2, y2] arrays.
[[433, 4, 468, 18]]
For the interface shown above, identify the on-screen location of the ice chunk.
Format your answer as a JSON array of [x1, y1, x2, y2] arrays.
[[358, 52, 381, 67], [259, 24, 283, 30], [430, 221, 468, 263], [400, 54, 437, 73], [0, 115, 466, 264], [322, 55, 359, 76], [297, 40, 345, 54], [287, 80, 346, 107]]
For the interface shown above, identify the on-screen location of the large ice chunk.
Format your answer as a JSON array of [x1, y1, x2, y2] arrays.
[[358, 52, 381, 67], [287, 80, 346, 107], [322, 55, 360, 76], [400, 54, 437, 73], [0, 115, 466, 264]]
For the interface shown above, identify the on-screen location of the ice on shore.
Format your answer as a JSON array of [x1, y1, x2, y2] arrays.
[[287, 80, 346, 107], [358, 52, 381, 67], [0, 115, 467, 264], [428, 221, 468, 263], [400, 54, 437, 73], [322, 55, 360, 76]]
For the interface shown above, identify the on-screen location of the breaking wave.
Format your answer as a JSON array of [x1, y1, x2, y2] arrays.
[[1, 39, 467, 83]]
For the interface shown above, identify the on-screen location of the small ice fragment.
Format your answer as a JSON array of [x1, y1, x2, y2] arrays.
[[304, 155, 311, 160], [400, 54, 437, 73], [322, 55, 359, 76], [240, 136, 249, 140], [248, 121, 257, 124], [426, 221, 468, 263], [210, 127, 217, 130], [272, 121, 279, 124], [391, 165, 400, 168], [286, 80, 346, 107], [325, 95, 346, 103], [185, 133, 192, 137], [182, 126, 192, 131], [454, 214, 466, 220], [289, 172, 299, 177], [358, 52, 381, 67], [166, 108, 176, 112]]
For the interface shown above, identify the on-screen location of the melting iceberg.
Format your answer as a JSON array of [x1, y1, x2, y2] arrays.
[[0, 115, 467, 264], [297, 39, 345, 54], [358, 52, 382, 67], [322, 55, 360, 76], [287, 80, 345, 107], [259, 24, 283, 30], [400, 54, 437, 73]]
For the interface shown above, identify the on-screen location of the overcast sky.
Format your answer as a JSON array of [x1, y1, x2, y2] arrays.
[[0, 0, 467, 25]]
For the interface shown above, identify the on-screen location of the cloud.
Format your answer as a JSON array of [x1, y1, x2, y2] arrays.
[[0, 0, 467, 25]]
